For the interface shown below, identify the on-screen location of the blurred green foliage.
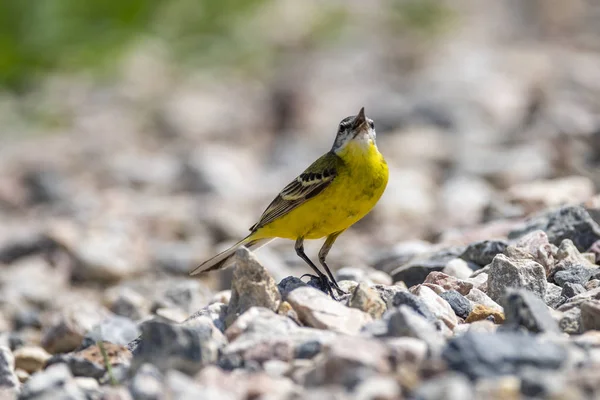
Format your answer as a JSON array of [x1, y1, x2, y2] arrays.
[[0, 0, 452, 92], [389, 0, 455, 38], [0, 0, 267, 91]]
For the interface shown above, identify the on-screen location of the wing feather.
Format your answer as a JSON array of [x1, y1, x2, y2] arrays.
[[249, 152, 341, 231]]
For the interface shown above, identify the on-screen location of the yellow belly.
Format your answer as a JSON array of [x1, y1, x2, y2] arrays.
[[255, 142, 388, 240]]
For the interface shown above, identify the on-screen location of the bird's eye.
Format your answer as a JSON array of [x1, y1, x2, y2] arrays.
[[368, 121, 374, 129]]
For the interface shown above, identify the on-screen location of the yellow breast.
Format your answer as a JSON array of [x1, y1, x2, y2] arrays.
[[257, 140, 389, 240]]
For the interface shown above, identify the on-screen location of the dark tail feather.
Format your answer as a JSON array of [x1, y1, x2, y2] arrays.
[[190, 237, 274, 275]]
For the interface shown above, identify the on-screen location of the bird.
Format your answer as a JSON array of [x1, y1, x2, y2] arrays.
[[190, 107, 389, 297]]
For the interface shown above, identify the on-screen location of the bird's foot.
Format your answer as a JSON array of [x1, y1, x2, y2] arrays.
[[331, 282, 347, 297], [300, 274, 338, 300]]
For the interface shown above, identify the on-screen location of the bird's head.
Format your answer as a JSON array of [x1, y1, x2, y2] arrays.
[[331, 107, 377, 154]]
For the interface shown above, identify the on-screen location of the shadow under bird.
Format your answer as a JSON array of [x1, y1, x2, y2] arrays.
[[190, 107, 389, 298]]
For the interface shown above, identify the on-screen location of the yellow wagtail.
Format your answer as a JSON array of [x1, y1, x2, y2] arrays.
[[190, 107, 389, 297]]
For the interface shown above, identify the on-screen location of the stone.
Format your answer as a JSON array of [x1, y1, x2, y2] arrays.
[[561, 283, 586, 298], [210, 290, 232, 305], [41, 303, 113, 354], [459, 240, 508, 267], [371, 283, 408, 306], [424, 271, 473, 295], [353, 375, 402, 400], [82, 315, 140, 348], [0, 235, 58, 265], [226, 248, 281, 327], [196, 365, 299, 399], [73, 377, 100, 397], [520, 370, 567, 399], [384, 337, 428, 365], [439, 290, 473, 319], [304, 336, 392, 389], [185, 302, 228, 333], [508, 205, 600, 252], [412, 285, 459, 330], [443, 258, 474, 279], [46, 342, 131, 379], [465, 305, 505, 324], [552, 239, 598, 287], [224, 308, 297, 343], [0, 346, 18, 392], [277, 301, 300, 324], [466, 272, 489, 292], [337, 280, 358, 296], [278, 276, 309, 299], [131, 317, 226, 375], [262, 359, 290, 377], [154, 307, 188, 323], [222, 307, 336, 367], [554, 267, 595, 287], [128, 363, 164, 400], [164, 369, 207, 399], [465, 320, 498, 334], [465, 288, 503, 312], [15, 369, 29, 384], [421, 283, 445, 295], [348, 284, 386, 319], [295, 341, 322, 360], [514, 230, 555, 273], [367, 270, 393, 286], [390, 247, 465, 288], [588, 239, 600, 263], [545, 282, 567, 309], [154, 279, 211, 314], [387, 290, 437, 324], [13, 346, 51, 374], [386, 306, 445, 356], [499, 289, 560, 334], [474, 376, 521, 399], [559, 308, 582, 334], [586, 279, 600, 290], [558, 287, 600, 311], [19, 363, 85, 400], [487, 254, 547, 302], [443, 331, 567, 380], [103, 286, 150, 321], [287, 287, 372, 335], [413, 372, 474, 400], [581, 300, 600, 332], [13, 310, 42, 331]]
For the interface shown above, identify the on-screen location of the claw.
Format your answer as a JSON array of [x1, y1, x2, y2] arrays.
[[298, 274, 341, 300]]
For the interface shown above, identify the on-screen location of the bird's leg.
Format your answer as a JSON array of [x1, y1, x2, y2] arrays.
[[318, 231, 347, 296], [295, 237, 336, 299]]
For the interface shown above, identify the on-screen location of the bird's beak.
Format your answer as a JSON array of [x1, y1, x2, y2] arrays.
[[353, 107, 368, 131]]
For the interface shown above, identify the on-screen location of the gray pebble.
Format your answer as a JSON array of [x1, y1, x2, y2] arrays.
[[388, 291, 437, 324], [19, 363, 85, 400], [561, 282, 586, 298], [0, 346, 18, 391], [439, 290, 472, 319], [499, 289, 560, 334], [443, 331, 567, 380]]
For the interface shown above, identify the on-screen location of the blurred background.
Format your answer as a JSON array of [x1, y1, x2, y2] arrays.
[[1, 0, 600, 297]]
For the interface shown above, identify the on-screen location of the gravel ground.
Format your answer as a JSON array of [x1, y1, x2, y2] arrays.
[[3, 196, 600, 399]]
